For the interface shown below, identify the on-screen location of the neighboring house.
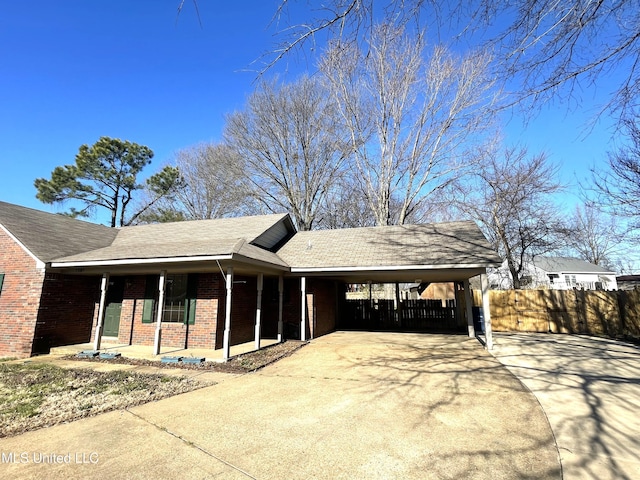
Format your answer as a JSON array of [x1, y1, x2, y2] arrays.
[[616, 275, 640, 291], [0, 201, 501, 358], [488, 256, 618, 290]]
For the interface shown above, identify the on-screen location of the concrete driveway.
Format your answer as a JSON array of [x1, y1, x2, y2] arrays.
[[491, 333, 640, 480], [1, 332, 560, 479]]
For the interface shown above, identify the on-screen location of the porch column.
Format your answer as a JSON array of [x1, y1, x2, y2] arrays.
[[93, 273, 110, 351], [300, 277, 307, 341], [463, 279, 475, 338], [223, 267, 234, 360], [480, 271, 493, 350], [254, 273, 263, 350], [153, 270, 166, 356], [277, 275, 284, 342]]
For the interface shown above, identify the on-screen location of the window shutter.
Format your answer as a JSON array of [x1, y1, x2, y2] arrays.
[[142, 275, 158, 323], [185, 273, 198, 325], [0, 273, 4, 294]]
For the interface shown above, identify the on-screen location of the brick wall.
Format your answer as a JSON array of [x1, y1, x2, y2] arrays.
[[33, 273, 99, 353], [275, 277, 338, 340], [0, 229, 45, 358], [307, 278, 337, 338], [108, 273, 224, 350]]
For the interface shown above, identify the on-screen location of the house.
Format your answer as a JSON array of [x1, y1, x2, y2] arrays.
[[0, 200, 502, 358], [489, 256, 618, 290], [616, 275, 640, 291]]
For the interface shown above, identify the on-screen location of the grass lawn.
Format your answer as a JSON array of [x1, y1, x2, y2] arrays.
[[0, 363, 208, 438], [0, 341, 305, 438]]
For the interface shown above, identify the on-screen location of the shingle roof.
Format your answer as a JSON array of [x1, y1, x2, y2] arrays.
[[52, 214, 292, 266], [0, 201, 116, 262], [533, 256, 615, 274], [1, 201, 499, 273], [277, 221, 501, 269], [56, 237, 289, 267]]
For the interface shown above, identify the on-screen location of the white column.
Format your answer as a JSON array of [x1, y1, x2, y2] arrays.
[[223, 267, 234, 360], [93, 273, 110, 351], [463, 279, 475, 338], [277, 275, 284, 342], [254, 273, 263, 350], [480, 271, 493, 350], [300, 277, 307, 341], [153, 271, 166, 356]]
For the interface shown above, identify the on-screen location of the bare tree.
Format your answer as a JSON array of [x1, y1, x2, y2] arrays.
[[315, 175, 376, 229], [563, 204, 622, 269], [224, 75, 351, 230], [132, 143, 259, 224], [453, 144, 565, 289], [319, 24, 495, 226], [172, 143, 259, 219], [269, 1, 640, 121], [591, 114, 640, 235]]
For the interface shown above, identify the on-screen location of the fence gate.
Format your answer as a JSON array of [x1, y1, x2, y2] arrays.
[[341, 299, 463, 332]]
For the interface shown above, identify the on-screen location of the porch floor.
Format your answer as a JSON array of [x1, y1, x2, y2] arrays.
[[49, 338, 281, 363]]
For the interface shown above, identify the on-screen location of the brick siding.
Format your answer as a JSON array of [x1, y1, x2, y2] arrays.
[[1, 223, 342, 358], [33, 273, 99, 353], [0, 229, 45, 358]]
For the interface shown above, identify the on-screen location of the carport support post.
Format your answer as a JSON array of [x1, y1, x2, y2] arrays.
[[223, 267, 234, 360], [93, 273, 110, 351], [463, 279, 475, 338], [153, 270, 166, 356], [277, 275, 284, 342], [480, 272, 493, 350], [255, 273, 263, 350], [301, 277, 307, 341]]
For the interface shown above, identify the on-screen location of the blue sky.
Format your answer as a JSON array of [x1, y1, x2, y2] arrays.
[[0, 1, 622, 216]]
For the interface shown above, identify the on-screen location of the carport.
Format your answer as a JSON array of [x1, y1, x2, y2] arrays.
[[277, 221, 502, 349]]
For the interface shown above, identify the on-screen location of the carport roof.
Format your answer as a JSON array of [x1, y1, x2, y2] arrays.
[[277, 221, 502, 273]]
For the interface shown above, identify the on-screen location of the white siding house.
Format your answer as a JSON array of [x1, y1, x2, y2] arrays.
[[488, 256, 618, 290]]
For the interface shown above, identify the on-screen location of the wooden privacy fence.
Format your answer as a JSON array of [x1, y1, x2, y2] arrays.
[[342, 298, 462, 332], [473, 288, 640, 338]]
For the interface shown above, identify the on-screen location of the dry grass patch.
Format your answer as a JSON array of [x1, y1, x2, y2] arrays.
[[0, 363, 206, 437], [1, 341, 306, 438]]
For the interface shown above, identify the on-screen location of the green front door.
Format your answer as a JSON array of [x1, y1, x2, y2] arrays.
[[103, 277, 125, 337], [103, 303, 122, 337]]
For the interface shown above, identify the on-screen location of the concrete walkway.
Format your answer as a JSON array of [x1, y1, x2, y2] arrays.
[[491, 333, 640, 480], [0, 332, 560, 479]]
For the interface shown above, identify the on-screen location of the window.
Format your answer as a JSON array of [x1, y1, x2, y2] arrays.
[[163, 274, 188, 322], [564, 275, 577, 286], [142, 274, 198, 324], [0, 273, 4, 296]]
